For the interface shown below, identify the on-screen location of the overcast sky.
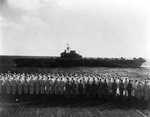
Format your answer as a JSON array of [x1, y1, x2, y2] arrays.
[[0, 0, 150, 58]]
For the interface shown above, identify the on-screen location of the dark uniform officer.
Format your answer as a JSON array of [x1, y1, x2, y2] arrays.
[[103, 79, 108, 99], [65, 80, 71, 98], [91, 80, 97, 100], [97, 79, 103, 99], [35, 77, 40, 95], [112, 79, 117, 98], [0, 77, 3, 95], [85, 80, 91, 99], [127, 80, 132, 99], [78, 80, 83, 99], [71, 80, 77, 99], [119, 80, 124, 98]]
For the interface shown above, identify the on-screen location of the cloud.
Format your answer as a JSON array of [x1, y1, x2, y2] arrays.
[[0, 0, 49, 21], [7, 0, 42, 10], [0, 16, 3, 54], [22, 15, 47, 28], [0, 0, 150, 58]]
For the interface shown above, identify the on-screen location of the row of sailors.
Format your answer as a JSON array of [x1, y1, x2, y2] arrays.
[[0, 73, 150, 101]]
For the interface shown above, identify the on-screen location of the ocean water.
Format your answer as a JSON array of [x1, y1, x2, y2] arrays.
[[0, 66, 150, 80]]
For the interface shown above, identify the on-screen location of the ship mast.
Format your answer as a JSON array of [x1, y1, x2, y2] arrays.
[[66, 43, 70, 53]]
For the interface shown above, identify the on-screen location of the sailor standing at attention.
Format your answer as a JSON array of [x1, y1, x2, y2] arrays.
[[97, 78, 103, 102], [78, 80, 83, 100], [0, 76, 3, 95], [75, 78, 79, 96], [107, 78, 112, 98], [124, 78, 128, 97], [45, 77, 50, 95], [51, 77, 55, 97], [82, 77, 86, 98], [132, 80, 137, 97], [112, 79, 117, 99], [59, 77, 64, 102], [5, 76, 11, 95], [54, 77, 59, 96], [26, 76, 30, 94], [59, 78, 65, 96], [127, 80, 132, 100], [49, 78, 53, 95], [40, 77, 45, 95], [119, 79, 124, 99], [86, 79, 91, 100], [52, 77, 56, 97], [143, 81, 149, 108], [70, 78, 74, 96], [71, 80, 77, 99], [65, 80, 71, 100], [136, 82, 143, 108], [140, 79, 144, 99], [149, 80, 150, 103], [12, 77, 17, 95], [103, 79, 108, 101], [91, 80, 97, 101], [35, 76, 40, 95], [29, 77, 35, 95], [18, 77, 23, 95], [23, 76, 29, 95]]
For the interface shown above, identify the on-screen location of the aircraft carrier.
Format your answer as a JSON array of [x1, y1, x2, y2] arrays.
[[14, 45, 146, 68]]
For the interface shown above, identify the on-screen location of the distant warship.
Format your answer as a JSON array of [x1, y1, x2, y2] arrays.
[[14, 44, 146, 68]]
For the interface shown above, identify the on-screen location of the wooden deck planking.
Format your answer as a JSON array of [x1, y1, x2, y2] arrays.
[[0, 106, 18, 117], [0, 104, 148, 117], [142, 110, 150, 117], [24, 107, 32, 117], [111, 109, 128, 117], [130, 109, 142, 117], [65, 107, 71, 117], [105, 109, 114, 117], [113, 109, 129, 117], [69, 107, 76, 117], [80, 108, 88, 117], [101, 110, 111, 117], [20, 107, 26, 117], [74, 108, 81, 117], [97, 110, 106, 117], [90, 108, 101, 117], [84, 108, 94, 117]]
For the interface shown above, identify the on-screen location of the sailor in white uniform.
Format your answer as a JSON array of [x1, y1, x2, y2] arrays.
[[18, 77, 23, 95], [5, 76, 11, 95], [29, 77, 35, 95], [12, 77, 17, 95], [143, 81, 149, 102], [23, 76, 29, 94], [59, 77, 65, 95], [35, 77, 40, 95]]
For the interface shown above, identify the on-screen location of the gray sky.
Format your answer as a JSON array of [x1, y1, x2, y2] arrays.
[[0, 0, 150, 58]]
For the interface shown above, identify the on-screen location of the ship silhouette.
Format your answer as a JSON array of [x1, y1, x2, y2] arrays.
[[14, 44, 146, 68]]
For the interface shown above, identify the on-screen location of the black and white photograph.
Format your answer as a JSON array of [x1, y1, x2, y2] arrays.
[[0, 0, 150, 117]]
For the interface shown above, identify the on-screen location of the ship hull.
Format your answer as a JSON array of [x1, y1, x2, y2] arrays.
[[14, 58, 145, 68]]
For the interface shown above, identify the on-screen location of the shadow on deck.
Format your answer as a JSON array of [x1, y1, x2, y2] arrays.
[[0, 95, 150, 117]]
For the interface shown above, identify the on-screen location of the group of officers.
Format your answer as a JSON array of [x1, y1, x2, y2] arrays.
[[0, 71, 150, 105]]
